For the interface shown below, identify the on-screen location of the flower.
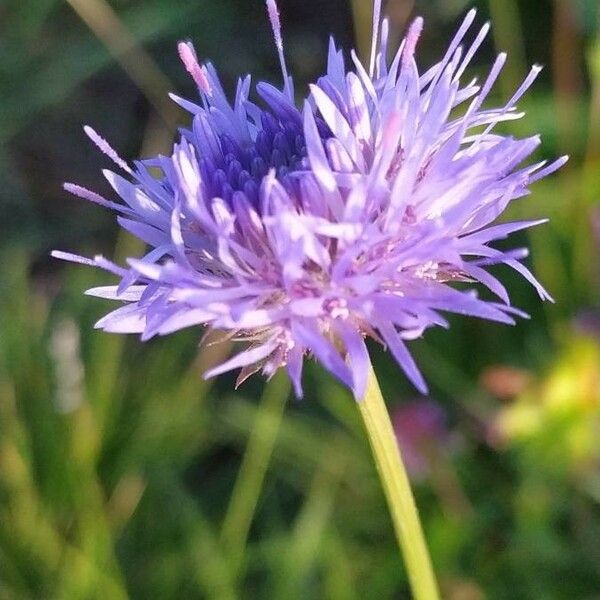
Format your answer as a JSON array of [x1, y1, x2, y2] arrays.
[[53, 0, 566, 399], [392, 399, 449, 480]]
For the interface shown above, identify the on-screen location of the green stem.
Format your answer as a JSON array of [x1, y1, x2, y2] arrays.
[[220, 371, 290, 571], [358, 365, 440, 600]]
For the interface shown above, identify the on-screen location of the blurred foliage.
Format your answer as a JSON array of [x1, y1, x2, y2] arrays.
[[1, 0, 600, 598], [493, 335, 600, 480]]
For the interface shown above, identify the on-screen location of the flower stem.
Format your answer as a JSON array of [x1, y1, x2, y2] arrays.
[[357, 365, 440, 600]]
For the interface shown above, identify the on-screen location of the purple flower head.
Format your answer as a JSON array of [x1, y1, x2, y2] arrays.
[[53, 1, 566, 399]]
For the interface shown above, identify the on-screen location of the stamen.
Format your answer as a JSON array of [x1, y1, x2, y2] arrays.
[[369, 0, 382, 77], [424, 8, 476, 103], [454, 22, 490, 82], [51, 250, 97, 267], [63, 182, 119, 210], [402, 16, 424, 68], [266, 0, 292, 100], [83, 126, 132, 173], [466, 52, 507, 120], [377, 17, 390, 78], [480, 64, 542, 137], [529, 155, 569, 184], [177, 41, 212, 95]]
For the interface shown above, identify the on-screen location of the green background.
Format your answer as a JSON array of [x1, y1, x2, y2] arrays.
[[1, 0, 599, 598]]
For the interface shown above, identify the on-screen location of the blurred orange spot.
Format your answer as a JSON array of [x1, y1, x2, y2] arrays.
[[480, 365, 532, 400]]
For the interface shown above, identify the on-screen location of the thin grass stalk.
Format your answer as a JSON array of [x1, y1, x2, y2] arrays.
[[220, 371, 290, 573]]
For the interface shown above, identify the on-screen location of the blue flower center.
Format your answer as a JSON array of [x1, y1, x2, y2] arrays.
[[199, 111, 308, 205]]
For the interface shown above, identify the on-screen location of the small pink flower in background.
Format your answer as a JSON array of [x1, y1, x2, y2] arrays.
[[392, 399, 449, 479], [574, 310, 600, 340], [393, 399, 473, 517]]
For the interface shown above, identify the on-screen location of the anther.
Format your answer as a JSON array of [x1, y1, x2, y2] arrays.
[[402, 17, 424, 68], [177, 41, 212, 95], [265, 0, 293, 101], [369, 0, 382, 77]]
